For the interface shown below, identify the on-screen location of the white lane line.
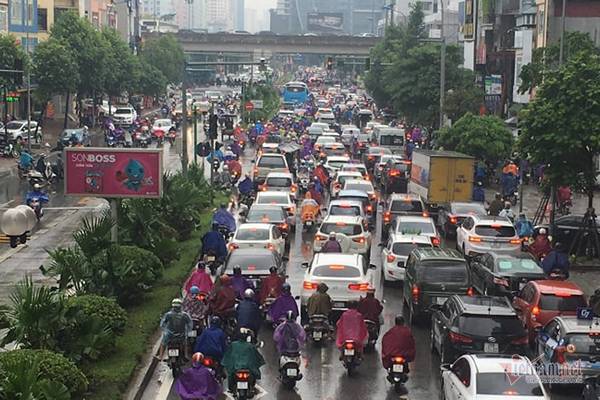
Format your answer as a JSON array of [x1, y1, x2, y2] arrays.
[[156, 366, 174, 399], [0, 244, 26, 264]]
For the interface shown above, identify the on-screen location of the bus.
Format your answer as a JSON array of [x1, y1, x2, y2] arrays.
[[282, 81, 309, 107]]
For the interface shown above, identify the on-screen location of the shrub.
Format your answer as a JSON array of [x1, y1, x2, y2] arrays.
[[0, 349, 88, 397], [67, 294, 127, 335]]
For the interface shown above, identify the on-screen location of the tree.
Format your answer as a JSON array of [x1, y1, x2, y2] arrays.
[[101, 28, 140, 100], [0, 33, 28, 90], [32, 38, 80, 129], [519, 52, 600, 206], [137, 61, 168, 98], [436, 113, 513, 165], [140, 34, 184, 84], [444, 69, 484, 124]]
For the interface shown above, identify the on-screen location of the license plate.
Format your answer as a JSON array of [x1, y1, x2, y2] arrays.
[[287, 368, 298, 377], [393, 364, 404, 372], [168, 349, 179, 357], [188, 330, 197, 337], [206, 256, 216, 261], [313, 331, 322, 339], [237, 381, 249, 390], [344, 349, 355, 356], [306, 221, 313, 226], [333, 302, 345, 308], [491, 242, 501, 248], [435, 297, 447, 305], [484, 343, 499, 353]]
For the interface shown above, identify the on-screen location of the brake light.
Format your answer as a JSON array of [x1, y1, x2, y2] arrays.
[[370, 193, 377, 200], [469, 236, 482, 243], [367, 205, 373, 212], [384, 211, 391, 223], [228, 243, 239, 251], [449, 331, 473, 344], [492, 277, 509, 287], [196, 294, 206, 301], [386, 254, 396, 263], [368, 155, 374, 160], [348, 283, 370, 291], [449, 216, 458, 224], [511, 336, 529, 345], [531, 305, 540, 316], [291, 185, 297, 193], [555, 292, 572, 297], [509, 239, 521, 244], [320, 152, 325, 157], [261, 186, 267, 191], [390, 170, 399, 177], [352, 237, 366, 244], [303, 281, 319, 290], [344, 342, 354, 350], [236, 371, 250, 380], [467, 287, 474, 296], [392, 356, 405, 363], [202, 357, 214, 367], [422, 212, 429, 217], [411, 285, 419, 298], [316, 234, 327, 241], [431, 237, 441, 246]]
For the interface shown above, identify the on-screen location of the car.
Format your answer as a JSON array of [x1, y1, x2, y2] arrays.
[[260, 172, 297, 198], [431, 295, 529, 363], [307, 126, 325, 140], [314, 215, 371, 255], [243, 204, 289, 238], [258, 142, 280, 155], [310, 122, 330, 131], [112, 106, 137, 126], [152, 118, 174, 135], [5, 120, 40, 141], [402, 248, 470, 325], [512, 280, 587, 344], [340, 126, 360, 145], [468, 252, 545, 296], [253, 154, 289, 183], [221, 248, 287, 290], [327, 199, 366, 220], [538, 214, 600, 252], [340, 163, 369, 180], [456, 215, 521, 257], [228, 223, 286, 256], [381, 157, 411, 194], [314, 135, 338, 151], [440, 354, 548, 400], [390, 215, 440, 246], [438, 202, 488, 238], [254, 191, 296, 226], [374, 154, 405, 183], [319, 142, 348, 159], [337, 189, 375, 226], [382, 234, 432, 282], [330, 170, 363, 197], [58, 127, 90, 148], [324, 156, 351, 173], [342, 179, 376, 202], [363, 146, 392, 170], [300, 252, 375, 312], [383, 193, 427, 238], [536, 316, 600, 384]]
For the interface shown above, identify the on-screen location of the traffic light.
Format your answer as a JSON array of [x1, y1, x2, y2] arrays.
[[326, 56, 334, 71], [365, 57, 371, 71]]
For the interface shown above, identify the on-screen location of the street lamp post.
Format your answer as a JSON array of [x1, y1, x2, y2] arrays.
[[439, 0, 446, 129], [25, 0, 32, 151]]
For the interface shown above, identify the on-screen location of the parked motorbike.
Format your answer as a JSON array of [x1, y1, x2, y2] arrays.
[[341, 340, 360, 375], [306, 314, 330, 344], [279, 352, 302, 390], [364, 319, 380, 351], [2, 141, 18, 158], [386, 356, 409, 394], [166, 336, 186, 378], [28, 167, 56, 188]]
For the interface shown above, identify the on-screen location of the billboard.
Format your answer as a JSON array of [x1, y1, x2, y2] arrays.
[[64, 148, 163, 198], [307, 12, 344, 33]]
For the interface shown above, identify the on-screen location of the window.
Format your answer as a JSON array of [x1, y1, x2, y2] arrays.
[[419, 261, 469, 284], [476, 373, 543, 395], [0, 4, 7, 31], [451, 358, 471, 387], [390, 200, 424, 213], [397, 221, 435, 235], [10, 0, 22, 25], [459, 315, 525, 337], [519, 284, 535, 303], [258, 155, 286, 168], [312, 265, 360, 278], [235, 227, 269, 241], [320, 223, 362, 236], [539, 294, 586, 311], [37, 7, 46, 30], [475, 225, 516, 237]]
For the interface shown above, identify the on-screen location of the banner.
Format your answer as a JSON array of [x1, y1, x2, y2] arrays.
[[307, 12, 344, 33], [64, 148, 163, 198]]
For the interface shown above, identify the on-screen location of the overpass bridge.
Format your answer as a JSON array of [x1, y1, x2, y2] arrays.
[[144, 32, 379, 58]]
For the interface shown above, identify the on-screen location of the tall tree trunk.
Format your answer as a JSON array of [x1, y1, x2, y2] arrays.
[[589, 189, 594, 209], [63, 92, 70, 130]]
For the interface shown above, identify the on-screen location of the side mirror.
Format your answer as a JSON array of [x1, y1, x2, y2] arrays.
[[301, 262, 309, 269], [440, 363, 451, 372], [369, 264, 377, 270]]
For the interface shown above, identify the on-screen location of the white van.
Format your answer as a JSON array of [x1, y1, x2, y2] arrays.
[[376, 127, 405, 154]]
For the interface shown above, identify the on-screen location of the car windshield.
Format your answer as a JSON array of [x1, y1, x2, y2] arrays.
[[236, 227, 270, 241], [390, 200, 423, 213], [115, 109, 131, 114], [328, 160, 347, 169], [247, 208, 285, 222], [496, 258, 541, 273], [397, 221, 435, 235], [392, 242, 432, 256], [316, 137, 335, 144], [344, 182, 373, 193], [459, 315, 525, 336], [369, 148, 391, 155], [257, 194, 290, 205], [320, 222, 362, 236], [312, 264, 361, 278], [286, 86, 305, 93], [539, 294, 586, 311], [418, 261, 468, 284], [6, 122, 22, 129], [225, 253, 276, 273], [258, 156, 286, 168], [452, 204, 487, 215], [329, 205, 361, 217], [476, 373, 543, 396], [475, 225, 516, 237], [266, 177, 292, 187]]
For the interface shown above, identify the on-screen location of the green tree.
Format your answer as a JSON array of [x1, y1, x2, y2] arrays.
[[436, 113, 513, 165], [32, 38, 80, 128], [140, 34, 184, 84], [444, 69, 484, 124], [0, 33, 28, 90], [101, 28, 140, 100], [519, 52, 600, 206], [137, 60, 168, 98], [0, 356, 70, 400]]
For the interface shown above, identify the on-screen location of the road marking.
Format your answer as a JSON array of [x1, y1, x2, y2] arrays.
[[0, 200, 15, 208], [156, 365, 174, 399], [0, 244, 27, 264]]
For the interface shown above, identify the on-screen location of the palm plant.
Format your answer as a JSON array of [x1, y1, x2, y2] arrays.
[[0, 354, 70, 400], [44, 247, 88, 293], [72, 212, 114, 259]]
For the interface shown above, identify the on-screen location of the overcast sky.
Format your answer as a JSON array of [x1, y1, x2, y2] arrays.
[[248, 0, 277, 12]]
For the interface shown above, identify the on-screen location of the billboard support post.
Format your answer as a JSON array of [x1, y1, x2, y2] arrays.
[[110, 199, 118, 243]]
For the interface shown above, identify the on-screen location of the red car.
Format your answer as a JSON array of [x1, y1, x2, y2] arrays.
[[512, 280, 587, 344]]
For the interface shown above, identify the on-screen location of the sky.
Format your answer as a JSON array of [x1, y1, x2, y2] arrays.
[[244, 0, 277, 32]]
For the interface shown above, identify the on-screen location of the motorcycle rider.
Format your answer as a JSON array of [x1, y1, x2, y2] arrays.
[[175, 352, 223, 400], [259, 266, 285, 304], [238, 174, 254, 198], [488, 193, 504, 216], [212, 203, 236, 235], [381, 315, 416, 371], [542, 242, 570, 278], [268, 283, 299, 323], [184, 262, 214, 294], [157, 298, 193, 361], [231, 265, 254, 299], [26, 183, 49, 206], [472, 181, 485, 202], [194, 316, 228, 362], [336, 301, 368, 359], [236, 289, 262, 335], [308, 182, 323, 205], [306, 283, 332, 320], [499, 201, 515, 221], [183, 285, 210, 322], [19, 149, 34, 171], [209, 275, 237, 319], [222, 330, 266, 393], [501, 172, 518, 202], [201, 223, 228, 263], [515, 213, 534, 238], [273, 310, 306, 377], [321, 232, 342, 253], [357, 288, 384, 332], [529, 228, 552, 260]]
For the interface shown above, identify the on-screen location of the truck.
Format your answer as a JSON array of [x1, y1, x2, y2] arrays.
[[408, 150, 474, 215]]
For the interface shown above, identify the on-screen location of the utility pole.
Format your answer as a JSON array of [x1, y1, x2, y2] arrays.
[[25, 0, 31, 151], [371, 0, 375, 34], [181, 71, 189, 174], [389, 0, 395, 26], [439, 0, 446, 129], [193, 104, 198, 164], [558, 0, 567, 66]]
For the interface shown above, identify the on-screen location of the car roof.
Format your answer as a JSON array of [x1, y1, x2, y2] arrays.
[[313, 252, 361, 266], [323, 142, 344, 148], [257, 190, 290, 197], [367, 146, 391, 154], [261, 143, 279, 148], [396, 215, 434, 223], [344, 179, 372, 186], [338, 189, 369, 198], [329, 199, 363, 207], [336, 171, 363, 178], [412, 247, 464, 261], [265, 171, 293, 179], [327, 156, 350, 162], [389, 233, 431, 244], [390, 193, 422, 201], [530, 280, 585, 295], [340, 163, 367, 169], [467, 354, 533, 374], [237, 223, 272, 230], [322, 215, 362, 224], [555, 316, 600, 333], [471, 215, 513, 225], [452, 295, 515, 316], [248, 204, 286, 214]]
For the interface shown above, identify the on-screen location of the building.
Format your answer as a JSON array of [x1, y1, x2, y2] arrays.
[[232, 0, 242, 30], [205, 0, 231, 32], [424, 0, 461, 43], [1, 0, 8, 32], [115, 0, 142, 51]]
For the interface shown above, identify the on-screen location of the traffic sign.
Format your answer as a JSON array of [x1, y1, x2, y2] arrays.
[[251, 100, 263, 109], [244, 101, 254, 112]]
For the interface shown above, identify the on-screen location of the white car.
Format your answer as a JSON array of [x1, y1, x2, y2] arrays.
[[314, 215, 371, 255], [310, 122, 330, 131], [261, 172, 297, 198], [391, 215, 440, 246], [382, 234, 432, 282], [327, 199, 366, 219], [324, 156, 351, 173], [330, 170, 363, 197], [300, 253, 375, 311], [456, 215, 521, 256], [314, 136, 337, 150], [112, 106, 137, 125], [340, 163, 369, 180], [342, 178, 376, 201], [441, 354, 548, 400], [5, 120, 40, 141], [152, 118, 173, 134], [228, 223, 285, 256], [255, 191, 296, 226]]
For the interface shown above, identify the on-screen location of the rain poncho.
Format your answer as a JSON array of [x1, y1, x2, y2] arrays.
[[238, 177, 253, 195], [307, 292, 332, 317], [222, 340, 266, 382], [321, 238, 342, 253], [529, 235, 552, 259], [301, 199, 319, 221], [381, 325, 416, 368], [515, 217, 534, 238], [273, 321, 306, 355], [227, 159, 242, 176], [541, 250, 570, 275], [212, 208, 236, 232], [268, 293, 299, 322], [472, 186, 485, 202], [236, 299, 262, 334], [259, 274, 284, 303], [184, 269, 214, 294], [175, 364, 222, 400], [357, 295, 383, 323], [209, 285, 236, 317], [231, 275, 254, 299], [336, 309, 368, 350], [194, 325, 227, 361], [201, 231, 227, 260]]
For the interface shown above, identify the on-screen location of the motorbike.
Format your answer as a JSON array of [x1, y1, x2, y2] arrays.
[[217, 224, 232, 242], [28, 166, 56, 188], [153, 129, 165, 146], [302, 212, 316, 233], [386, 356, 409, 394], [239, 192, 255, 209], [211, 159, 221, 174], [306, 314, 330, 344], [26, 196, 44, 220], [279, 352, 302, 389], [504, 191, 518, 207], [204, 252, 221, 276], [2, 141, 18, 158], [364, 319, 380, 351], [200, 356, 225, 383], [233, 369, 255, 400], [262, 297, 276, 322], [166, 335, 186, 378], [298, 176, 310, 195], [341, 340, 360, 375], [106, 132, 117, 147]]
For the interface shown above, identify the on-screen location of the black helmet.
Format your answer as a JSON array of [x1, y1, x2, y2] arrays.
[[282, 282, 291, 294], [269, 266, 277, 274], [286, 310, 295, 321], [395, 315, 405, 325], [210, 316, 222, 327], [233, 265, 242, 275]]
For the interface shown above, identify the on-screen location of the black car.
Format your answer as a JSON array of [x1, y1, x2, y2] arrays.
[[430, 295, 528, 363], [244, 204, 290, 238], [469, 252, 545, 296], [437, 202, 487, 238], [221, 248, 287, 291], [538, 214, 600, 254], [583, 375, 600, 399]]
